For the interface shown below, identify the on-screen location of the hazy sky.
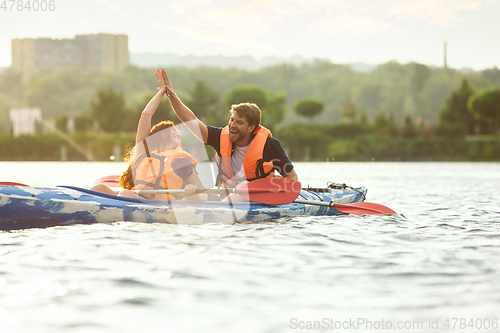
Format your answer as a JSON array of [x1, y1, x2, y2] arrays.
[[1, 0, 499, 70]]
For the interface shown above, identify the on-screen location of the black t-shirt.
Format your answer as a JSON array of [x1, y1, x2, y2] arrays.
[[206, 126, 294, 175]]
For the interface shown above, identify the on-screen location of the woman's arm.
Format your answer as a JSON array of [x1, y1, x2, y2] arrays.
[[135, 70, 167, 145]]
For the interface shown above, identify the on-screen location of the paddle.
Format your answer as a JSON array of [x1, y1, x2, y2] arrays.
[[199, 179, 396, 215], [110, 177, 395, 214], [92, 175, 119, 187], [2, 178, 395, 214], [111, 177, 302, 205], [293, 199, 396, 215], [0, 181, 29, 186]]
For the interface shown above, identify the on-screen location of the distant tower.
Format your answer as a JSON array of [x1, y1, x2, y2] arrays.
[[444, 41, 448, 69]]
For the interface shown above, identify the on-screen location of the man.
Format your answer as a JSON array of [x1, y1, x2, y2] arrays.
[[159, 68, 298, 190]]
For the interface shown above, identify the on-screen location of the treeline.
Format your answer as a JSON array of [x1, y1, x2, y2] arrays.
[[1, 60, 500, 133], [1, 60, 500, 161], [275, 124, 500, 161], [0, 132, 136, 161], [1, 132, 499, 161]]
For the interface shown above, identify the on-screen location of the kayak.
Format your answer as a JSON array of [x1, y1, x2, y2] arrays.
[[0, 183, 367, 230]]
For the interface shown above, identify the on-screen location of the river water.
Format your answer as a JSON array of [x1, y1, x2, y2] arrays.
[[1, 162, 499, 332]]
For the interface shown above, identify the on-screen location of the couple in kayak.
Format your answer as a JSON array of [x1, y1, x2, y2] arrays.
[[92, 68, 297, 200]]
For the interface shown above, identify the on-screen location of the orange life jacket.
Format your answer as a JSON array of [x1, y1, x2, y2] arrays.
[[132, 149, 197, 199], [216, 125, 274, 188]]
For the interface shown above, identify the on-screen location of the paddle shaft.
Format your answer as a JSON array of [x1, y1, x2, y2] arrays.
[[111, 190, 386, 213], [111, 178, 302, 205], [1, 180, 393, 214], [111, 187, 289, 195]]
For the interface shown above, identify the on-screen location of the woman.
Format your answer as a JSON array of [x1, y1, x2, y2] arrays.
[[91, 69, 206, 200]]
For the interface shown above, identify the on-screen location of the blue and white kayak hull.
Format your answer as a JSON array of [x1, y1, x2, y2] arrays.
[[0, 185, 367, 230]]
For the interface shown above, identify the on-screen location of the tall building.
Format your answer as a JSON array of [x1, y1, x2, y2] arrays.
[[11, 34, 129, 79]]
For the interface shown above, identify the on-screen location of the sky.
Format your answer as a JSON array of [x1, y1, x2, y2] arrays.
[[1, 0, 499, 70]]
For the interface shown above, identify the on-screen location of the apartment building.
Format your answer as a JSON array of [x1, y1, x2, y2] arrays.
[[11, 34, 129, 79]]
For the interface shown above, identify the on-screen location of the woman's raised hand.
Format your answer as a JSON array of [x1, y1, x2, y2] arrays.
[[155, 69, 166, 92]]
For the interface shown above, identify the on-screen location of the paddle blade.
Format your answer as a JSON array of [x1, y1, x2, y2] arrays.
[[0, 181, 29, 186], [236, 178, 302, 204], [92, 175, 120, 187], [333, 202, 396, 215]]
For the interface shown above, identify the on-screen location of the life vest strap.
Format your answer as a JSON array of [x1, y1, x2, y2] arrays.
[[215, 156, 237, 188], [134, 152, 166, 198], [246, 158, 274, 182]]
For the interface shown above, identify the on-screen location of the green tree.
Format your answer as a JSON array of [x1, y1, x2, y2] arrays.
[[88, 86, 128, 132], [402, 115, 418, 138], [293, 97, 324, 121], [74, 114, 91, 132], [374, 109, 389, 130], [262, 92, 287, 131], [225, 85, 267, 107], [0, 92, 14, 134], [359, 111, 369, 125], [481, 67, 500, 85], [340, 92, 358, 122], [418, 70, 456, 123], [26, 67, 99, 120], [468, 88, 500, 134], [410, 63, 431, 94], [372, 109, 397, 136], [55, 114, 69, 133], [186, 79, 222, 126], [0, 69, 24, 102], [357, 84, 382, 114], [387, 112, 397, 136], [224, 85, 286, 131], [438, 78, 475, 136]]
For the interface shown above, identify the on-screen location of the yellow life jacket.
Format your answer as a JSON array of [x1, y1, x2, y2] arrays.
[[216, 125, 274, 188], [132, 149, 197, 199]]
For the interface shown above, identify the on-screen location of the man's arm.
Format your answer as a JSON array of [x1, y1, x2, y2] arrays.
[[161, 68, 209, 143], [281, 168, 298, 181], [264, 138, 299, 181]]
